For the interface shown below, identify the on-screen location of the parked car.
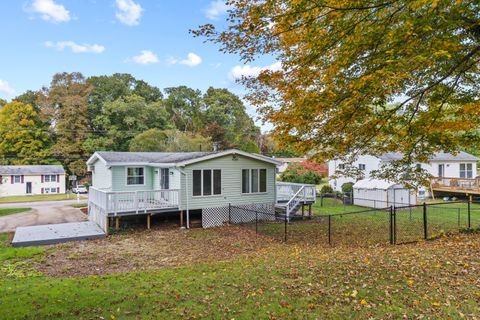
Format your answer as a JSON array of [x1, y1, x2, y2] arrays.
[[72, 185, 88, 194]]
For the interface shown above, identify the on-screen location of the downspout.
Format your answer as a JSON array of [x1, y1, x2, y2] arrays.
[[177, 167, 189, 229]]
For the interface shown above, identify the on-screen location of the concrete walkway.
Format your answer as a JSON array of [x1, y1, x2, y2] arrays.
[[0, 203, 87, 233], [0, 199, 86, 209]]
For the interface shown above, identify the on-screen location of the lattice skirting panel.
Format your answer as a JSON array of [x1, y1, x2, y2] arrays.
[[202, 202, 276, 228]]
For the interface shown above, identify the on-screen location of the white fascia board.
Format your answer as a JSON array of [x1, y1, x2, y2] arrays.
[[176, 149, 282, 167]]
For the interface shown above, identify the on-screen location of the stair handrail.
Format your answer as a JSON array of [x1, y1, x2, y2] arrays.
[[285, 185, 305, 218]]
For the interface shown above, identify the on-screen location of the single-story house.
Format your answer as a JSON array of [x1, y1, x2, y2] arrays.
[[86, 149, 317, 230], [329, 151, 479, 197], [0, 165, 66, 197]]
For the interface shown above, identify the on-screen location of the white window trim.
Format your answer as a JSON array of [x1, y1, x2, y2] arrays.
[[459, 163, 473, 178], [13, 175, 21, 183], [241, 168, 268, 194], [192, 169, 222, 197], [125, 166, 146, 186]]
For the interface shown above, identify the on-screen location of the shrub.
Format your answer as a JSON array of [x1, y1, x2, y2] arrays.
[[320, 184, 334, 194], [279, 163, 323, 185], [341, 182, 354, 193]]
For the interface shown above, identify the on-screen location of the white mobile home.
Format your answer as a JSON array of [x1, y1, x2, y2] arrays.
[[0, 165, 66, 197]]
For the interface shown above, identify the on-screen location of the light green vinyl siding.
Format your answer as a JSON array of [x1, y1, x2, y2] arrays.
[[91, 159, 112, 190], [111, 166, 154, 192], [179, 154, 276, 210]]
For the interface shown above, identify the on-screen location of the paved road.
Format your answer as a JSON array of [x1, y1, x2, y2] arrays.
[[0, 200, 88, 233], [0, 199, 86, 209]]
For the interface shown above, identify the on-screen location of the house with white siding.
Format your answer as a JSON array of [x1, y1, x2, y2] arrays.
[[86, 149, 316, 230], [0, 165, 66, 197], [329, 151, 479, 198]]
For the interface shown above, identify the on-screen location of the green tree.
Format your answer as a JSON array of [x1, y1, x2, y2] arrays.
[[0, 101, 51, 164], [195, 0, 480, 186], [203, 87, 260, 149], [239, 139, 260, 153], [38, 72, 92, 175], [279, 163, 323, 185], [0, 99, 6, 108], [163, 86, 204, 132], [13, 90, 41, 112], [129, 129, 212, 152], [93, 95, 172, 151]]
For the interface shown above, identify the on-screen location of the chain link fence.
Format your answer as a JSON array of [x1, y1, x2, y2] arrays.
[[227, 201, 480, 247]]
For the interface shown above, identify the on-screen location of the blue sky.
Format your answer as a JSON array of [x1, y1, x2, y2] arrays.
[[0, 0, 276, 128]]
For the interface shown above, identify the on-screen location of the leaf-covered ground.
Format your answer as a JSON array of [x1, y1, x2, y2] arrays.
[[1, 227, 479, 319]]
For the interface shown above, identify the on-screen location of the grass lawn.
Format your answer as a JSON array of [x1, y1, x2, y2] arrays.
[[68, 203, 88, 208], [0, 207, 31, 217], [0, 193, 85, 203], [0, 227, 479, 319]]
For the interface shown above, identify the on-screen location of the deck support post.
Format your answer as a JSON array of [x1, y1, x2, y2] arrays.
[[309, 204, 312, 218], [180, 210, 184, 228], [147, 214, 151, 230], [301, 204, 305, 219], [115, 217, 120, 230]]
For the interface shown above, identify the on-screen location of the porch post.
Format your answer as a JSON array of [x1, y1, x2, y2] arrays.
[[147, 214, 151, 230]]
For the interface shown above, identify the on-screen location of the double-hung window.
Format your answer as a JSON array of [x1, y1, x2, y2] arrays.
[[44, 175, 51, 182], [460, 163, 473, 178], [242, 169, 267, 194], [358, 164, 366, 170], [192, 169, 221, 196], [44, 175, 56, 182], [127, 167, 145, 185], [338, 164, 345, 170], [14, 175, 21, 183]]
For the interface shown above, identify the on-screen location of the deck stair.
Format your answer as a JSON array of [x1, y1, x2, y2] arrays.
[[275, 182, 316, 221]]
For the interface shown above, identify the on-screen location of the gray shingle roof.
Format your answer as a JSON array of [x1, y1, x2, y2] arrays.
[[95, 151, 216, 164], [0, 165, 65, 175], [379, 151, 479, 162]]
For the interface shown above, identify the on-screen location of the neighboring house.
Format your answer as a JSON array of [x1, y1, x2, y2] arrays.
[[0, 165, 66, 197], [276, 157, 306, 174], [87, 149, 316, 230], [329, 152, 479, 197]]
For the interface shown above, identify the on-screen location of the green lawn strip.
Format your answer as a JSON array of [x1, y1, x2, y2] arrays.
[[0, 233, 45, 265], [1, 236, 479, 319], [0, 194, 86, 203], [68, 203, 88, 208], [0, 207, 31, 217]]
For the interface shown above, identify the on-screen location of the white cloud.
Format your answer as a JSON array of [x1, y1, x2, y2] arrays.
[[30, 0, 70, 23], [180, 53, 202, 67], [45, 41, 105, 54], [205, 0, 229, 20], [132, 50, 159, 65], [0, 80, 15, 97], [115, 0, 143, 26], [229, 61, 281, 81], [168, 53, 203, 67]]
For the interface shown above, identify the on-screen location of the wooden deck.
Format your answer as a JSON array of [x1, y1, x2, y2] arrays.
[[430, 177, 480, 195]]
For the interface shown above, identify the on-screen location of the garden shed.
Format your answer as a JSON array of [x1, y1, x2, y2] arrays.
[[353, 179, 417, 208]]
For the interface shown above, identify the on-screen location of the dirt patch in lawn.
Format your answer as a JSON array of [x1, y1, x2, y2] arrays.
[[36, 225, 278, 277]]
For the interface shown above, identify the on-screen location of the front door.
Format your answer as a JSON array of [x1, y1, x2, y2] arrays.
[[438, 164, 445, 177], [160, 168, 169, 189], [26, 182, 32, 194]]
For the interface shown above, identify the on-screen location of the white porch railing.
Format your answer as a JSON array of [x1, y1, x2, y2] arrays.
[[89, 187, 180, 215], [276, 181, 316, 203]]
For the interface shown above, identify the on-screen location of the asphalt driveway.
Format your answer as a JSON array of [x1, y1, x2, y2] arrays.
[[0, 201, 87, 233]]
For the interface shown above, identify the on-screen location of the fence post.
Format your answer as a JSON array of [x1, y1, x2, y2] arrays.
[[255, 211, 258, 234], [467, 196, 471, 229], [393, 206, 397, 244], [328, 215, 331, 245], [334, 192, 337, 206], [320, 192, 323, 207], [284, 215, 287, 242], [228, 203, 231, 224], [389, 206, 393, 245], [423, 202, 428, 240]]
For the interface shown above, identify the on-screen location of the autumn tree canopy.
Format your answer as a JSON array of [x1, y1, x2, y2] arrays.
[[194, 0, 480, 185]]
